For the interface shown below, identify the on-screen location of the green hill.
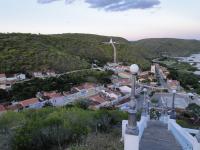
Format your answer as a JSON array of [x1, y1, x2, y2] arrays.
[[134, 38, 200, 58], [0, 33, 200, 73]]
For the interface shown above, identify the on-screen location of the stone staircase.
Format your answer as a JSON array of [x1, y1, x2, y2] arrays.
[[139, 120, 182, 150]]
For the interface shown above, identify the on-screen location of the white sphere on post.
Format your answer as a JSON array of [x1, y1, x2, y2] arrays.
[[130, 64, 139, 74], [172, 89, 176, 94], [143, 88, 147, 92]]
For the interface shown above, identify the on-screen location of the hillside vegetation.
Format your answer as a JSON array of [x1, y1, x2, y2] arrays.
[[0, 33, 200, 73], [0, 106, 127, 150], [134, 38, 200, 58]]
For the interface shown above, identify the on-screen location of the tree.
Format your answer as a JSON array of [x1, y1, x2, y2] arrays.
[[0, 89, 11, 102], [74, 99, 90, 110], [186, 103, 200, 124], [43, 101, 53, 107]]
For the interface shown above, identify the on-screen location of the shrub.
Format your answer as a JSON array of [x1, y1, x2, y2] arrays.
[[0, 107, 127, 150]]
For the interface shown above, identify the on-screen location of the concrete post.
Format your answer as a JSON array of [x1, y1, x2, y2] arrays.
[[170, 90, 176, 119], [147, 99, 150, 115], [130, 74, 136, 109], [143, 88, 147, 116], [126, 64, 139, 135], [126, 109, 139, 135]]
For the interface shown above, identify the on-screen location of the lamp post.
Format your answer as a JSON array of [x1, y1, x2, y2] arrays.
[[170, 89, 176, 119], [143, 88, 147, 115], [147, 99, 150, 115], [126, 64, 139, 135]]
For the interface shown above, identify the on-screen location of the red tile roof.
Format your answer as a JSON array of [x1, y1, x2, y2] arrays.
[[0, 104, 6, 112], [74, 83, 96, 91], [6, 104, 23, 111], [20, 98, 39, 107], [89, 95, 106, 104], [43, 91, 62, 99], [0, 74, 6, 78]]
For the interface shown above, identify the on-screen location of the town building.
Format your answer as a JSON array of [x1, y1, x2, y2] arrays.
[[88, 94, 106, 105], [43, 91, 62, 99], [0, 83, 6, 90], [16, 73, 26, 80], [119, 86, 131, 94], [19, 98, 39, 109], [71, 82, 97, 93], [118, 72, 131, 79], [0, 73, 26, 90], [167, 80, 180, 91], [0, 104, 6, 115], [104, 63, 130, 73], [6, 104, 23, 112], [46, 71, 56, 77], [151, 65, 156, 74], [0, 74, 6, 82], [0, 74, 6, 89], [33, 72, 44, 78]]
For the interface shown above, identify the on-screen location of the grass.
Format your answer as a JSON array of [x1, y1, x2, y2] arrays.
[[0, 134, 10, 150], [176, 119, 200, 129], [68, 128, 123, 150]]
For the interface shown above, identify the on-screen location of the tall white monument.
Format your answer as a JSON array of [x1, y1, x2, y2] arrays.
[[104, 38, 118, 64]]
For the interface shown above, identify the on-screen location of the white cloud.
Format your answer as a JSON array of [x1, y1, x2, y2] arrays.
[[37, 0, 160, 11]]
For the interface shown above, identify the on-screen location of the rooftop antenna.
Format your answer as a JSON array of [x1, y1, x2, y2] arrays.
[[103, 38, 119, 64]]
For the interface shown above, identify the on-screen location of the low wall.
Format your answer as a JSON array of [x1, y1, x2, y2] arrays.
[[168, 119, 200, 150], [137, 116, 148, 140]]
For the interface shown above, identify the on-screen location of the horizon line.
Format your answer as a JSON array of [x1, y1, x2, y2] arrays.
[[0, 31, 200, 41]]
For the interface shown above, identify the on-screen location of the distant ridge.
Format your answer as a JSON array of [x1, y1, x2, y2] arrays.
[[0, 33, 200, 73]]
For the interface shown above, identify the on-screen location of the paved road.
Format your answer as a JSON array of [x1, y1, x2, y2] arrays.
[[15, 68, 103, 84], [138, 83, 168, 91], [155, 64, 167, 88], [152, 93, 190, 109], [140, 120, 182, 150]]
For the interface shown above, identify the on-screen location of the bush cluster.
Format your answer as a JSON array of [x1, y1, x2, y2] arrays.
[[0, 107, 127, 150]]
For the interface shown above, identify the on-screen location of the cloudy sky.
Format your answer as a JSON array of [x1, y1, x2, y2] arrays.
[[0, 0, 200, 40]]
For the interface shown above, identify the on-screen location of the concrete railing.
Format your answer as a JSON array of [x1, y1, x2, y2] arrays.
[[184, 128, 199, 135], [122, 115, 149, 150], [137, 116, 149, 140], [168, 119, 200, 150]]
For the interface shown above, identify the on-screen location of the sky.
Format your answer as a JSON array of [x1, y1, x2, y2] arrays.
[[0, 0, 200, 40]]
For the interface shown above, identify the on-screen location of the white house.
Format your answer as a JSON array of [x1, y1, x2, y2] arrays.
[[49, 96, 66, 107], [0, 74, 6, 89], [0, 84, 6, 90], [33, 72, 44, 78], [16, 74, 26, 80], [46, 71, 56, 77], [0, 74, 6, 82], [151, 65, 156, 74]]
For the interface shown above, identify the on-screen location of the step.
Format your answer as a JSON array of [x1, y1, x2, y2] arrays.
[[139, 121, 182, 150]]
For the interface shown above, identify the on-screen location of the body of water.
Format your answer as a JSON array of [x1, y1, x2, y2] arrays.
[[176, 54, 200, 75]]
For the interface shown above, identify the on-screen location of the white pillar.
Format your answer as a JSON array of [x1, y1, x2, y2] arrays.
[[124, 134, 139, 150]]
